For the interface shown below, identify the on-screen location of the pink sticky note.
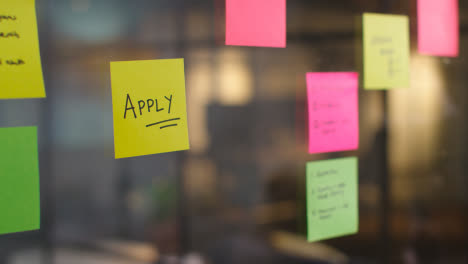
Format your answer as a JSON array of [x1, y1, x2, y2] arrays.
[[307, 72, 359, 154], [225, 0, 286, 48], [418, 0, 459, 57]]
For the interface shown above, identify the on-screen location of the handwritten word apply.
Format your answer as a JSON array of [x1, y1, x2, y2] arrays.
[[123, 93, 173, 118], [123, 93, 180, 130]]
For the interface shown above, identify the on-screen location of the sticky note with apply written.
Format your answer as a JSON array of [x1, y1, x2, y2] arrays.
[[0, 126, 40, 235], [306, 72, 359, 154], [418, 0, 459, 57], [111, 59, 190, 159], [363, 13, 410, 89], [0, 0, 45, 99], [225, 0, 286, 48], [307, 157, 358, 242]]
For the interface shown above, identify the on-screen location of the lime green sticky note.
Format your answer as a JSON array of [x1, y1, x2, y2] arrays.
[[363, 13, 410, 89], [306, 157, 358, 242], [0, 0, 46, 99], [111, 59, 190, 159], [0, 126, 40, 235]]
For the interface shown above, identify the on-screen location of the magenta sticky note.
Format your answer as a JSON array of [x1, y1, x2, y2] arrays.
[[225, 0, 286, 48], [307, 73, 359, 154], [418, 0, 459, 57]]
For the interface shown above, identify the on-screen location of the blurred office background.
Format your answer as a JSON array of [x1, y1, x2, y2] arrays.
[[1, 0, 468, 263]]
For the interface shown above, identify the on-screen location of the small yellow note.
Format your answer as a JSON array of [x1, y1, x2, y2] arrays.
[[111, 59, 190, 159], [0, 0, 45, 99], [363, 13, 410, 89]]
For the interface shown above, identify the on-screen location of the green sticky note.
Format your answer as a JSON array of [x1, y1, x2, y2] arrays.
[[0, 126, 40, 235], [306, 157, 358, 242], [363, 13, 410, 89]]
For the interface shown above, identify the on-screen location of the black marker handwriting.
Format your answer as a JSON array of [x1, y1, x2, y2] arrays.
[[146, 118, 180, 129], [0, 59, 25, 65], [0, 31, 20, 39], [0, 15, 17, 23], [123, 93, 173, 119]]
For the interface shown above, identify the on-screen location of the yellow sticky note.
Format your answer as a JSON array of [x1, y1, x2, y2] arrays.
[[111, 59, 190, 159], [0, 0, 45, 99], [363, 13, 410, 89]]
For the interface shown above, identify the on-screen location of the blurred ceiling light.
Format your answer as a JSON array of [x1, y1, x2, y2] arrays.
[[217, 49, 253, 106], [389, 54, 444, 202], [186, 52, 213, 153]]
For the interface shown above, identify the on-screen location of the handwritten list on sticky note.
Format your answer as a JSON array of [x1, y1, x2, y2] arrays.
[[307, 157, 358, 242], [0, 0, 45, 99], [111, 59, 190, 159], [306, 72, 359, 154], [225, 0, 286, 48], [363, 13, 410, 89], [418, 0, 459, 57], [0, 126, 40, 235]]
